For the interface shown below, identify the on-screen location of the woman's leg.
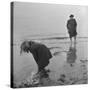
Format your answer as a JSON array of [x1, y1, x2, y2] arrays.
[[70, 37, 72, 42], [69, 35, 72, 43], [74, 36, 76, 43]]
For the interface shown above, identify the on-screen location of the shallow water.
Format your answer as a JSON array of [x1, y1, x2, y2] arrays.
[[13, 37, 88, 87]]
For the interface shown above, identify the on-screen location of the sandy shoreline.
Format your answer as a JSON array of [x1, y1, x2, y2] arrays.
[[13, 38, 88, 88]]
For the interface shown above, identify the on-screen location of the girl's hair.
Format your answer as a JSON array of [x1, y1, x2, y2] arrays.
[[20, 41, 35, 54], [20, 41, 29, 54]]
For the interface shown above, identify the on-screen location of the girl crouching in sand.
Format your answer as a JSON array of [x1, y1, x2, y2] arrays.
[[20, 41, 52, 73]]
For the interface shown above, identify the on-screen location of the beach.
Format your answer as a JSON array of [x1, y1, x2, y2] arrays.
[[13, 37, 88, 88]]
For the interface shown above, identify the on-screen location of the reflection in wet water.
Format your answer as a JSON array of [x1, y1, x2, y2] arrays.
[[66, 43, 77, 67]]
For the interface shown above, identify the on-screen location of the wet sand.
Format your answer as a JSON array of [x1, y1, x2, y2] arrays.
[[13, 37, 88, 88]]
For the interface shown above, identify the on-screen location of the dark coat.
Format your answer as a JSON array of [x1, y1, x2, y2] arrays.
[[67, 18, 77, 38], [29, 42, 52, 69]]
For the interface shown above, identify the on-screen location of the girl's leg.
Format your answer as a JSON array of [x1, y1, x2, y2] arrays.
[[38, 66, 45, 72]]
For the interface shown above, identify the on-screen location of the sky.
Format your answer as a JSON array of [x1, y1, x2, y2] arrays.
[[13, 2, 88, 42]]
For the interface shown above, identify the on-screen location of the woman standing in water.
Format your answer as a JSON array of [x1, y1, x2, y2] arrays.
[[67, 14, 77, 43], [20, 41, 52, 73]]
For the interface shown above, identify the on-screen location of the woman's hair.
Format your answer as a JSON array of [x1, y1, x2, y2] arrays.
[[69, 14, 74, 18]]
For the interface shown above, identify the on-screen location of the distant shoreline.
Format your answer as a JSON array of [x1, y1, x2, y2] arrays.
[[13, 37, 88, 46], [39, 37, 88, 40]]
